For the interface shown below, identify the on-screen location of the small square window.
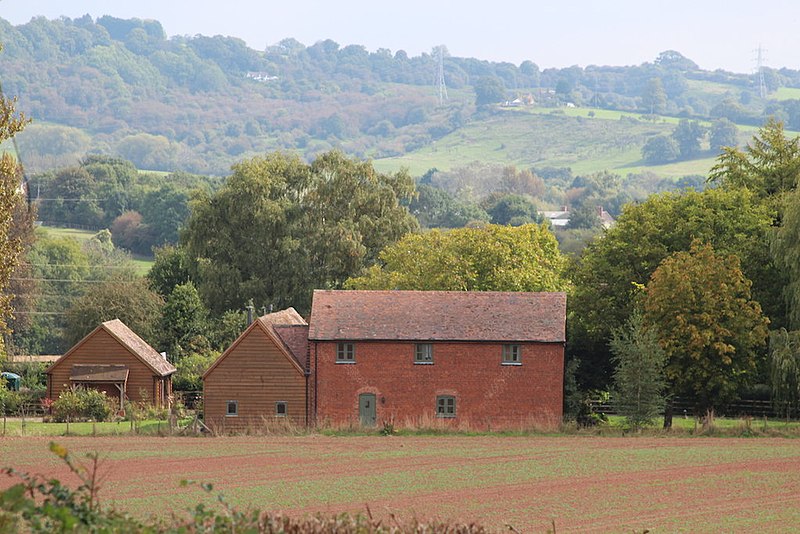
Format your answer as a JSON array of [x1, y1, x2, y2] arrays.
[[436, 395, 456, 418], [337, 342, 355, 363], [275, 401, 287, 417], [226, 400, 238, 416], [414, 343, 433, 364], [502, 344, 521, 365]]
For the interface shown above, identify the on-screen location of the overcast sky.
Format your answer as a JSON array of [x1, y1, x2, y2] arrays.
[[3, 0, 799, 73]]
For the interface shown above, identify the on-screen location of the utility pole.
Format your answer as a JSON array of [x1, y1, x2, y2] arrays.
[[435, 45, 448, 106], [754, 45, 768, 99]]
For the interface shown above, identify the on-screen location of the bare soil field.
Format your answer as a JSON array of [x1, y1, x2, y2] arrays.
[[2, 435, 799, 532]]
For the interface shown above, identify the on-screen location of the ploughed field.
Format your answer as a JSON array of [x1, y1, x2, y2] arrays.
[[2, 435, 800, 532]]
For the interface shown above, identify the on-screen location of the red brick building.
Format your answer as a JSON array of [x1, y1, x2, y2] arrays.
[[307, 290, 566, 430]]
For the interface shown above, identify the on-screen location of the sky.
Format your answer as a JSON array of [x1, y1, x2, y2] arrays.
[[2, 0, 800, 73]]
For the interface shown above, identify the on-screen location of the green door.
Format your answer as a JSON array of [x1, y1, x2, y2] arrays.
[[359, 393, 376, 426]]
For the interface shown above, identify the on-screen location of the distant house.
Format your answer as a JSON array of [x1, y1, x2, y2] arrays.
[[540, 206, 571, 227], [540, 206, 615, 229], [307, 290, 566, 429], [202, 308, 309, 432], [46, 319, 176, 410]]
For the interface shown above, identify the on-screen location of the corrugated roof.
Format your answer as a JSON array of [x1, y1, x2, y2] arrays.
[[102, 319, 176, 376], [308, 290, 566, 343]]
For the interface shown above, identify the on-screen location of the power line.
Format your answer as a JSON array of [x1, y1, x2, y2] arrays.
[[11, 277, 140, 283]]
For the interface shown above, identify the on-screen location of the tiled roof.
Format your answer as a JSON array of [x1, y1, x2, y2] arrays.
[[202, 308, 308, 379], [257, 307, 306, 328], [102, 319, 177, 376], [258, 308, 308, 369], [274, 325, 310, 369], [308, 290, 566, 343]]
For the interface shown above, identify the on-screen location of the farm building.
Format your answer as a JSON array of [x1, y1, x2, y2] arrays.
[[46, 319, 176, 410], [307, 290, 566, 430], [203, 291, 566, 431], [203, 308, 309, 432]]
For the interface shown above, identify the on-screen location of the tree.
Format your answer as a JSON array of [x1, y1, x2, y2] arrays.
[[641, 77, 667, 116], [157, 281, 209, 363], [710, 118, 800, 201], [570, 187, 776, 390], [64, 278, 163, 347], [769, 328, 800, 419], [611, 311, 667, 430], [183, 151, 418, 315], [672, 119, 705, 159], [641, 135, 679, 164], [0, 68, 29, 358], [408, 185, 489, 229], [643, 242, 769, 413], [709, 118, 739, 153], [345, 224, 569, 292], [480, 193, 541, 226], [474, 76, 506, 107]]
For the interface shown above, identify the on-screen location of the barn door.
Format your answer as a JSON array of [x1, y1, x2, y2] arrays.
[[359, 393, 376, 426]]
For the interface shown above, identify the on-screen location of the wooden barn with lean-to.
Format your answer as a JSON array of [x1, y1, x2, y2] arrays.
[[46, 319, 176, 411], [202, 308, 309, 432]]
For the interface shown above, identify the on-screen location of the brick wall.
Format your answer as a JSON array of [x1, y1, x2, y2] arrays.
[[311, 340, 563, 430]]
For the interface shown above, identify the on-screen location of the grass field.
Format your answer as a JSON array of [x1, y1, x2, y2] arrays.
[[2, 435, 799, 531], [373, 108, 722, 179], [773, 87, 800, 101], [38, 224, 154, 275]]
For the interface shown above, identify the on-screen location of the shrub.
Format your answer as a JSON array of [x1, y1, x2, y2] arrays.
[[51, 388, 115, 422]]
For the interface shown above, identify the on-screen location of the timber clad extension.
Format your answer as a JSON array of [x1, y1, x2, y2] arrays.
[[203, 291, 566, 432], [202, 308, 309, 431], [46, 319, 176, 410]]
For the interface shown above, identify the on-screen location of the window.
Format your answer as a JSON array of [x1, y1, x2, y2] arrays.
[[436, 395, 456, 418], [337, 343, 355, 363], [414, 343, 433, 364], [275, 401, 287, 417], [226, 400, 238, 416], [502, 344, 521, 365]]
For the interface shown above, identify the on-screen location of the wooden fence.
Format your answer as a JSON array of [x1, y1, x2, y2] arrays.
[[589, 397, 799, 420]]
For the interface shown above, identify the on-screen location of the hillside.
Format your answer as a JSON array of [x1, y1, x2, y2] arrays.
[[2, 15, 800, 180]]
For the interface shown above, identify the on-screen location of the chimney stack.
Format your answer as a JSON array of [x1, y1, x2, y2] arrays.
[[246, 299, 255, 324]]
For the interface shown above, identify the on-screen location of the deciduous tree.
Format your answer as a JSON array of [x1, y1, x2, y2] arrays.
[[345, 224, 568, 292], [643, 242, 769, 412]]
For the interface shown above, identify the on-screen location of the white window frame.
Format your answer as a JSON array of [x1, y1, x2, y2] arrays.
[[502, 344, 522, 365], [414, 343, 434, 364]]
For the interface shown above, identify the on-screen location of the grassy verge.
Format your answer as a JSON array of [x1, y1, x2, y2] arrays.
[[0, 418, 192, 436]]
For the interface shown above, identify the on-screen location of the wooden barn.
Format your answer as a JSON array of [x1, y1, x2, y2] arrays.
[[202, 308, 309, 432], [46, 319, 176, 410]]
